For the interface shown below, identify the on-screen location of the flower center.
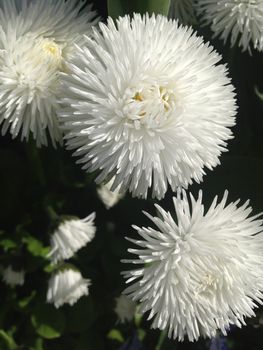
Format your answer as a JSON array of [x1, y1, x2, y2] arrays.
[[41, 39, 63, 68], [124, 84, 176, 128]]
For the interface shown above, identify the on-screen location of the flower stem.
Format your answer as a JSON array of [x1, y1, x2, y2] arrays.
[[155, 330, 167, 350]]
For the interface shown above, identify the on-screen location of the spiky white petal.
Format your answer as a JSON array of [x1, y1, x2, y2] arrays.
[[196, 0, 263, 52], [2, 266, 25, 286], [47, 268, 90, 308], [114, 295, 137, 323], [0, 0, 98, 146], [48, 213, 96, 264], [97, 177, 124, 209], [122, 191, 263, 341], [60, 14, 236, 199], [169, 0, 196, 24]]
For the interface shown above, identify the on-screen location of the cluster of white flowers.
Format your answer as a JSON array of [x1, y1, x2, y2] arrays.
[[123, 191, 263, 341], [1, 0, 262, 343], [0, 0, 98, 146], [47, 213, 96, 307], [196, 0, 263, 52]]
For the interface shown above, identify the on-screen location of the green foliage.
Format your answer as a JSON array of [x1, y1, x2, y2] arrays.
[[31, 305, 65, 339], [107, 0, 170, 18]]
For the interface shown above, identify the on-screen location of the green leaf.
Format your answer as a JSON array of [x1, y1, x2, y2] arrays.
[[0, 239, 17, 251], [107, 0, 170, 18], [107, 329, 124, 343], [18, 291, 36, 309], [31, 304, 65, 339], [22, 236, 49, 258], [0, 330, 17, 350], [137, 0, 171, 16]]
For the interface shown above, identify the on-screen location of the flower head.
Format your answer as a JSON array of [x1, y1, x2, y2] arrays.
[[122, 190, 263, 341], [2, 266, 25, 286], [60, 14, 236, 199], [114, 295, 137, 323], [0, 0, 98, 146], [48, 213, 96, 264], [169, 0, 196, 24], [46, 268, 90, 308], [196, 0, 263, 52], [97, 178, 124, 209]]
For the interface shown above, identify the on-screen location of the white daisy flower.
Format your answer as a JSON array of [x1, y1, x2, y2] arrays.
[[97, 177, 124, 209], [114, 295, 137, 323], [48, 213, 96, 264], [60, 14, 236, 199], [169, 0, 196, 24], [2, 266, 25, 286], [196, 0, 263, 52], [46, 268, 90, 308], [122, 190, 263, 341], [0, 0, 98, 146]]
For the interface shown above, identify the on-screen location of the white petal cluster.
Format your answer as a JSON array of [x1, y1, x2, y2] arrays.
[[97, 178, 124, 209], [48, 213, 96, 264], [122, 191, 263, 341], [169, 0, 196, 24], [47, 268, 90, 308], [196, 0, 263, 52], [2, 266, 25, 286], [60, 14, 236, 199], [0, 0, 98, 146], [114, 295, 137, 323]]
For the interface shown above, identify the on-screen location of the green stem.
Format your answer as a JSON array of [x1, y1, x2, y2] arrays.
[[155, 330, 167, 350], [107, 0, 171, 19], [46, 206, 59, 222]]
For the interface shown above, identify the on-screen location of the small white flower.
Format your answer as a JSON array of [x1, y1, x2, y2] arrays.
[[169, 0, 196, 24], [122, 190, 263, 341], [196, 0, 263, 52], [114, 295, 136, 323], [0, 0, 98, 146], [60, 14, 236, 199], [48, 213, 96, 264], [2, 266, 25, 286], [97, 178, 124, 209], [47, 268, 90, 308]]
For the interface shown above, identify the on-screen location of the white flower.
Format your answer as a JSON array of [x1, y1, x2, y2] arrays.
[[2, 266, 25, 286], [47, 268, 90, 308], [97, 178, 124, 209], [169, 0, 196, 24], [60, 14, 236, 199], [196, 0, 263, 52], [114, 295, 136, 323], [48, 213, 96, 264], [0, 0, 98, 146], [122, 190, 263, 341]]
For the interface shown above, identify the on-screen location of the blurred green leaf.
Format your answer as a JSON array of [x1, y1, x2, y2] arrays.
[[107, 0, 170, 18], [0, 330, 17, 350], [0, 239, 17, 251], [18, 291, 36, 309], [31, 304, 65, 339], [107, 329, 124, 343], [22, 236, 49, 258]]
